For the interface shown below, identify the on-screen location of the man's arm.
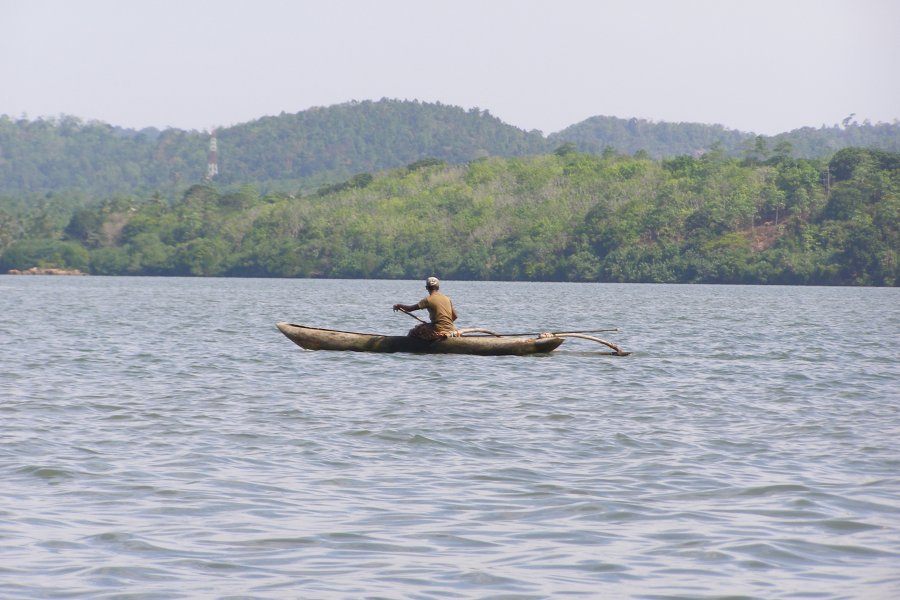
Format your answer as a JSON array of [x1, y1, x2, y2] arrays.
[[393, 303, 420, 313]]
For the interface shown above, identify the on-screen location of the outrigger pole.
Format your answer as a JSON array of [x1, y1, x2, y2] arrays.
[[395, 310, 629, 356], [494, 328, 619, 336]]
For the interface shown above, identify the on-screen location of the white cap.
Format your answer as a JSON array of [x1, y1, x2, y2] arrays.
[[426, 276, 440, 288]]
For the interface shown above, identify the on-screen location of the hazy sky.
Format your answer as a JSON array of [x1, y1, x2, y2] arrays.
[[3, 0, 898, 135]]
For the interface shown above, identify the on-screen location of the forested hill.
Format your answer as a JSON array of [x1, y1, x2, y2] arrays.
[[218, 100, 547, 186], [2, 98, 898, 199], [2, 147, 897, 286], [553, 116, 900, 159], [0, 100, 548, 199]]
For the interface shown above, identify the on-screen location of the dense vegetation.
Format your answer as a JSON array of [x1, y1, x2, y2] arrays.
[[552, 115, 900, 159], [3, 99, 897, 201], [2, 147, 896, 286], [0, 100, 549, 199]]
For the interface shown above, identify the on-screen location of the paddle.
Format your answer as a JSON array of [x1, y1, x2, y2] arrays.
[[395, 307, 428, 324]]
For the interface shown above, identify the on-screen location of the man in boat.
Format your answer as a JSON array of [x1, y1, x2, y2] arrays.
[[393, 276, 458, 340]]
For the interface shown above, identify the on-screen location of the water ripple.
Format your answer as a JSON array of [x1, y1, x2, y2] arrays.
[[1, 278, 898, 598]]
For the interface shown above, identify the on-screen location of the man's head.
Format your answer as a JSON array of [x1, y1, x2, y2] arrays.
[[425, 276, 440, 291]]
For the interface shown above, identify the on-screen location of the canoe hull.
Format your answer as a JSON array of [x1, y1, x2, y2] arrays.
[[276, 322, 563, 356]]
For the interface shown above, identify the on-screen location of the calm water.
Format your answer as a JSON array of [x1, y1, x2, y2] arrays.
[[1, 276, 898, 599]]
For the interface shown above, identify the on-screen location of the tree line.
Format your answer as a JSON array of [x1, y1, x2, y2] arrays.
[[2, 147, 896, 286]]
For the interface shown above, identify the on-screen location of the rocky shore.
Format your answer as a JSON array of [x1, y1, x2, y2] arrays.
[[7, 267, 87, 276]]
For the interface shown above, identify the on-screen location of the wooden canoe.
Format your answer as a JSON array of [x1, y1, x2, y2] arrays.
[[276, 322, 564, 355]]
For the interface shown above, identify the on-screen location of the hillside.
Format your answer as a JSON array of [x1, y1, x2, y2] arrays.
[[552, 116, 900, 160], [217, 100, 548, 185], [550, 116, 752, 158], [2, 99, 897, 201], [2, 147, 897, 286], [0, 100, 549, 200]]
